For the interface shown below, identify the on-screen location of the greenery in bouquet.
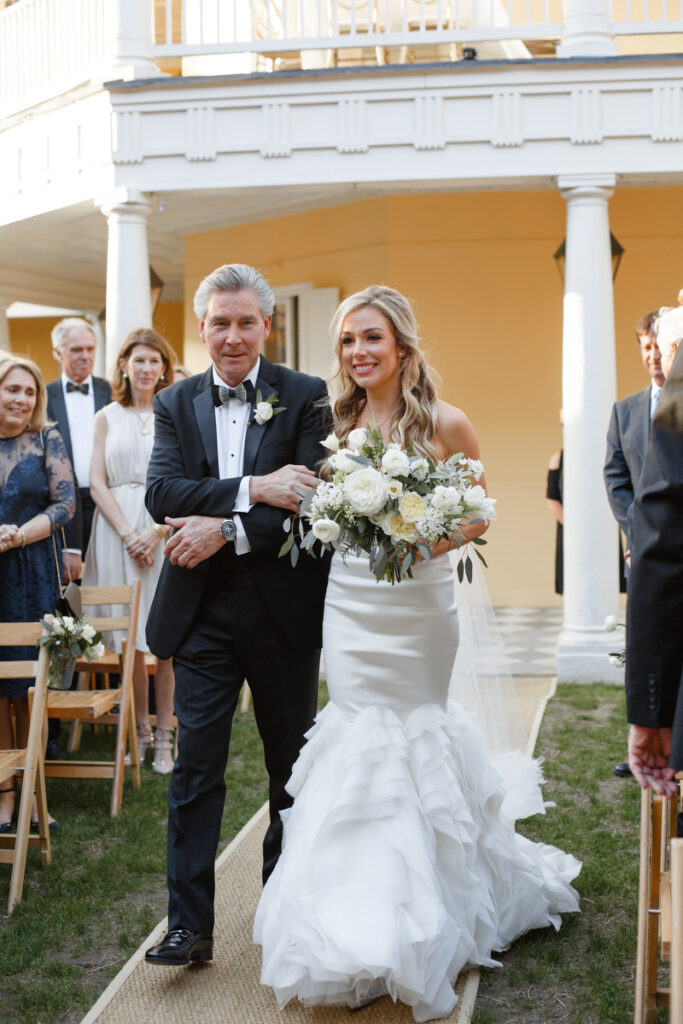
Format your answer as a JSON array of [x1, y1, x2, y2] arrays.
[[280, 425, 497, 584], [38, 612, 105, 664]]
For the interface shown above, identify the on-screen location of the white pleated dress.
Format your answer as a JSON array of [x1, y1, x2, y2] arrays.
[[83, 402, 163, 654], [254, 552, 580, 1023]]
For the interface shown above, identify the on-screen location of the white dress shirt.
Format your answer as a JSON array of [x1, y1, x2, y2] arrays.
[[212, 360, 260, 556], [61, 372, 96, 488]]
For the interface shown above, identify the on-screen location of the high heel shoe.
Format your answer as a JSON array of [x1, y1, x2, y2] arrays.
[[152, 726, 175, 775], [125, 719, 153, 766]]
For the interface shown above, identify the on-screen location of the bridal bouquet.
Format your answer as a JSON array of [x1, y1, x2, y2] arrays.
[[280, 426, 496, 584]]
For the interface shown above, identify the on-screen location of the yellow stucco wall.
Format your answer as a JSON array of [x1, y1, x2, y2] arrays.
[[183, 186, 683, 606]]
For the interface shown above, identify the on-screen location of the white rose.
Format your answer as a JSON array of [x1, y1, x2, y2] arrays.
[[330, 448, 362, 473], [343, 467, 389, 515], [91, 642, 105, 660], [466, 485, 497, 521], [254, 402, 273, 424], [431, 485, 462, 514], [312, 518, 341, 543], [381, 449, 410, 477], [466, 458, 484, 481], [60, 616, 74, 630], [604, 615, 618, 632], [385, 478, 403, 499], [81, 624, 96, 642], [43, 614, 55, 626], [347, 427, 368, 451], [609, 655, 624, 668], [321, 433, 340, 453], [410, 457, 429, 482]]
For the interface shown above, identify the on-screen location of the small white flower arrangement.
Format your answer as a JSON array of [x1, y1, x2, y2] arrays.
[[604, 614, 626, 667], [280, 426, 496, 584], [252, 389, 286, 426], [38, 612, 105, 689]]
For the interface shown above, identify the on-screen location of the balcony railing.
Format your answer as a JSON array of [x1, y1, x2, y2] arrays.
[[1, 0, 682, 121]]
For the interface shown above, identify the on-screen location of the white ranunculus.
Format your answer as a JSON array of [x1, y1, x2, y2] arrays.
[[385, 478, 403, 499], [466, 485, 497, 521], [60, 616, 74, 630], [381, 448, 410, 477], [343, 467, 389, 515], [81, 624, 96, 642], [347, 427, 368, 451], [410, 457, 429, 482], [331, 448, 362, 473], [431, 485, 462, 514], [609, 655, 624, 668], [254, 402, 273, 424], [312, 518, 341, 543], [321, 433, 340, 453], [604, 615, 618, 632]]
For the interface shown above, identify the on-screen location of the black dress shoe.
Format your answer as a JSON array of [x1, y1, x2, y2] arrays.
[[145, 928, 213, 966], [614, 761, 633, 778], [45, 739, 68, 761]]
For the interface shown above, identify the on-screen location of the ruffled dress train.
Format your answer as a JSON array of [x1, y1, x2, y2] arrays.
[[254, 553, 580, 1023]]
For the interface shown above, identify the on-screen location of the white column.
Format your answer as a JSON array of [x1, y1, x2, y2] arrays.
[[108, 0, 159, 81], [557, 174, 623, 684], [101, 190, 153, 373], [0, 297, 10, 352], [556, 0, 617, 57]]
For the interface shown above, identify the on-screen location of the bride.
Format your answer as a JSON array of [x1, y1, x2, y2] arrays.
[[253, 286, 580, 1023]]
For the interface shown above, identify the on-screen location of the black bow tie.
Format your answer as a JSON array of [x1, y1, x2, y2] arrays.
[[66, 381, 89, 395], [211, 381, 255, 407]]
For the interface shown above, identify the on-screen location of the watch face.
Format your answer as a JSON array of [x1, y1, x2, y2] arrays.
[[221, 518, 237, 541]]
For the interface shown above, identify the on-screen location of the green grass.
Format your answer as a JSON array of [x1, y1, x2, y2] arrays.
[[1, 683, 647, 1024]]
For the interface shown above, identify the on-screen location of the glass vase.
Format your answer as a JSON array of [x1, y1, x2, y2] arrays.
[[47, 653, 76, 691]]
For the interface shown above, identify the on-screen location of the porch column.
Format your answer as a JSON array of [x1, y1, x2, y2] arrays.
[[557, 174, 622, 684], [0, 297, 10, 352], [556, 0, 617, 57], [109, 0, 159, 81], [101, 190, 153, 370]]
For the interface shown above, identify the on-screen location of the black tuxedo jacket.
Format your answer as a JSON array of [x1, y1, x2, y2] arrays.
[[46, 375, 112, 549], [145, 359, 331, 660], [625, 346, 683, 768], [604, 385, 651, 547]]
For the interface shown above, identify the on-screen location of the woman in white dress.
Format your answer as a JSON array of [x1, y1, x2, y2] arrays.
[[254, 287, 580, 1022], [84, 329, 177, 775]]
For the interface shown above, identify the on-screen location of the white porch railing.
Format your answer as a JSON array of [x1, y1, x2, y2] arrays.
[[0, 0, 112, 117]]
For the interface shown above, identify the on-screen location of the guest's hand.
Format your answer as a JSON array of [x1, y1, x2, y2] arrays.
[[0, 523, 18, 552], [250, 465, 318, 513], [124, 529, 155, 567], [628, 724, 677, 796], [62, 551, 83, 582], [164, 515, 225, 569]]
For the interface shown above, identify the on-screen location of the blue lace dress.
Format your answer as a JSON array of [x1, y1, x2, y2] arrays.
[[0, 426, 76, 698]]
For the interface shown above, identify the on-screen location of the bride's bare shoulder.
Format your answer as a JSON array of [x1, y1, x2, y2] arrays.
[[434, 399, 480, 459]]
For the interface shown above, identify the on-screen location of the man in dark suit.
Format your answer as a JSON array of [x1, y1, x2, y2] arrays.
[[626, 305, 683, 797], [46, 318, 111, 760], [604, 310, 664, 778], [46, 317, 111, 578], [144, 264, 330, 967]]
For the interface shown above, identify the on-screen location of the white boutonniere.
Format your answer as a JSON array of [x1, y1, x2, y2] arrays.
[[252, 389, 286, 426]]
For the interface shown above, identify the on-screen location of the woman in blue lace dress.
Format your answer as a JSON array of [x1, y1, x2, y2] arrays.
[[0, 355, 76, 833]]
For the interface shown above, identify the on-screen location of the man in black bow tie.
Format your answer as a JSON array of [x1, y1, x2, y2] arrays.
[[144, 264, 330, 967]]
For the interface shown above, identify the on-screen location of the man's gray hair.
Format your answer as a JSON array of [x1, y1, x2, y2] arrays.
[[51, 317, 96, 354], [193, 264, 275, 320]]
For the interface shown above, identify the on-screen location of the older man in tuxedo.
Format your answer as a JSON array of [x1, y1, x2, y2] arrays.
[[626, 305, 683, 796], [604, 310, 665, 778], [144, 264, 330, 967], [46, 318, 111, 577]]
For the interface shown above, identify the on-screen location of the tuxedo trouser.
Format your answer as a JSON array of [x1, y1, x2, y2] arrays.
[[167, 570, 320, 935]]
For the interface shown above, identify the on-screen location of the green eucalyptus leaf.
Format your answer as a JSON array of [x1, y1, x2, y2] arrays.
[[474, 547, 488, 567], [457, 558, 465, 583], [279, 534, 295, 557], [465, 555, 473, 583]]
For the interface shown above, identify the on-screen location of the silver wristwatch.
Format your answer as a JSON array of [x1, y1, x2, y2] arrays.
[[220, 517, 237, 542]]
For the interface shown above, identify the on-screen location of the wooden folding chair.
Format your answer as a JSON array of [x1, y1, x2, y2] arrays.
[[635, 776, 683, 1023], [0, 629, 51, 914], [32, 581, 142, 817]]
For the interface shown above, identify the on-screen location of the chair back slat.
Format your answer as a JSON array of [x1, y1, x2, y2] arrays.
[[0, 623, 43, 645], [80, 585, 136, 605], [0, 662, 38, 679], [85, 615, 130, 632]]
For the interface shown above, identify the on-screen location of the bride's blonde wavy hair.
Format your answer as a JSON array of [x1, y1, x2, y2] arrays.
[[328, 286, 440, 460]]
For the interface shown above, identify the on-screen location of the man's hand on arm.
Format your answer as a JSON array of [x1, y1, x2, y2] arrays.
[[164, 515, 226, 569], [249, 465, 319, 514], [628, 724, 677, 796]]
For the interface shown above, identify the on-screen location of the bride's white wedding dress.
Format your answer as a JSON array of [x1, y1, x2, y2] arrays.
[[254, 552, 580, 1023]]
